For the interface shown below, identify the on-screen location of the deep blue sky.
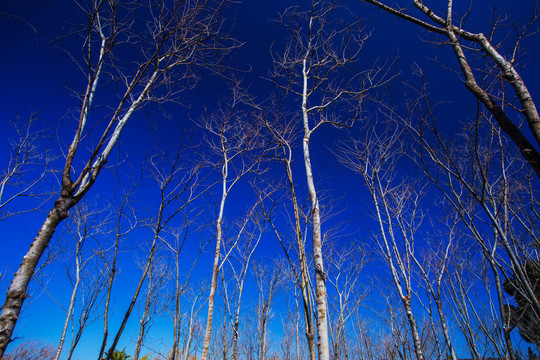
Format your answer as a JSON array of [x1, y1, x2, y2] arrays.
[[1, 0, 540, 359]]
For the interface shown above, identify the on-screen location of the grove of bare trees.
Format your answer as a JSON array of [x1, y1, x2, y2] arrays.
[[0, 0, 539, 360]]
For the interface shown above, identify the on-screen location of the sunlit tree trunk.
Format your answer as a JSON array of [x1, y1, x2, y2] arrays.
[[0, 0, 231, 354], [200, 144, 228, 360], [301, 60, 330, 360], [200, 101, 267, 360], [361, 0, 540, 175]]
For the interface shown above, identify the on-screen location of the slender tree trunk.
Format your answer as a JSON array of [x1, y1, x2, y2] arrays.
[[97, 214, 122, 360], [182, 296, 202, 360], [133, 303, 151, 360], [279, 148, 317, 360], [286, 161, 317, 360], [200, 203, 224, 360], [54, 248, 81, 360], [264, 99, 317, 360], [302, 54, 330, 360], [201, 150, 228, 360], [170, 250, 182, 360], [0, 195, 72, 357], [104, 219, 161, 360], [232, 247, 257, 360]]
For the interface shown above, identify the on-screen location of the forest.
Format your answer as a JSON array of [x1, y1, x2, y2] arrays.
[[0, 0, 539, 359]]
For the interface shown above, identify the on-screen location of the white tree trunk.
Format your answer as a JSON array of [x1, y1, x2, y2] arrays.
[[200, 145, 228, 360], [302, 54, 330, 360], [54, 251, 81, 360]]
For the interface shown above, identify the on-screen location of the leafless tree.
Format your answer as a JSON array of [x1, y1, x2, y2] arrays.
[[262, 111, 318, 360], [65, 268, 107, 360], [53, 204, 110, 360], [164, 214, 206, 360], [225, 208, 267, 360], [133, 257, 172, 360], [177, 285, 208, 360], [97, 172, 139, 360], [253, 261, 284, 360], [335, 122, 428, 360], [325, 243, 368, 360], [267, 2, 393, 358], [262, 108, 319, 360], [103, 145, 205, 360], [3, 340, 55, 360], [199, 94, 271, 360], [0, 0, 234, 354], [361, 0, 540, 176], [409, 230, 459, 360], [402, 71, 540, 357], [0, 115, 53, 221]]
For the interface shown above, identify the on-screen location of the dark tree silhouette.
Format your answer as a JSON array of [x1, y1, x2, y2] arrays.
[[504, 261, 540, 345]]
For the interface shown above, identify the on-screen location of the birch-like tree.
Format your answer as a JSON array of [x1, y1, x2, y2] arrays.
[[53, 204, 109, 360], [361, 0, 540, 176], [132, 258, 172, 360], [336, 124, 428, 360], [103, 145, 205, 360], [164, 213, 205, 360], [403, 72, 540, 358], [0, 115, 53, 221], [253, 261, 284, 360], [268, 2, 391, 358], [325, 243, 367, 360], [199, 96, 270, 360], [97, 171, 139, 360], [0, 0, 233, 355]]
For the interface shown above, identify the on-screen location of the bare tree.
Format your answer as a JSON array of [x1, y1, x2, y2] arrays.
[[103, 146, 205, 360], [335, 122, 427, 360], [361, 0, 540, 176], [253, 261, 284, 360], [402, 71, 540, 357], [54, 204, 109, 360], [199, 95, 270, 360], [3, 340, 55, 360], [224, 208, 267, 360], [65, 267, 107, 360], [97, 172, 139, 360], [325, 243, 367, 360], [0, 0, 233, 354], [164, 214, 206, 360], [178, 285, 208, 360], [262, 111, 318, 360], [0, 115, 53, 221], [133, 258, 172, 360], [268, 2, 392, 358]]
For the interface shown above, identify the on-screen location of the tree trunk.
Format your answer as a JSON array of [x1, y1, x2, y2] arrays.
[[54, 249, 81, 360], [0, 196, 72, 357], [104, 209, 162, 360], [302, 53, 330, 360], [201, 153, 228, 360], [170, 251, 182, 360]]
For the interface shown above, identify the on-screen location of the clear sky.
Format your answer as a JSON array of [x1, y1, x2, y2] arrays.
[[1, 0, 540, 359]]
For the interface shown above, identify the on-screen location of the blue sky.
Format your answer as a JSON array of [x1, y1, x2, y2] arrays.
[[1, 0, 540, 359]]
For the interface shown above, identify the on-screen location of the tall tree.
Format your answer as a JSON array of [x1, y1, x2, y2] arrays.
[[0, 0, 232, 355], [53, 204, 109, 360], [103, 145, 204, 360], [336, 123, 428, 360], [268, 2, 390, 358], [199, 96, 270, 360], [361, 0, 540, 176]]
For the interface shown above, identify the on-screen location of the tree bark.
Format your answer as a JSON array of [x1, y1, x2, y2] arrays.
[[0, 196, 72, 357], [302, 55, 330, 360], [200, 146, 228, 360]]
